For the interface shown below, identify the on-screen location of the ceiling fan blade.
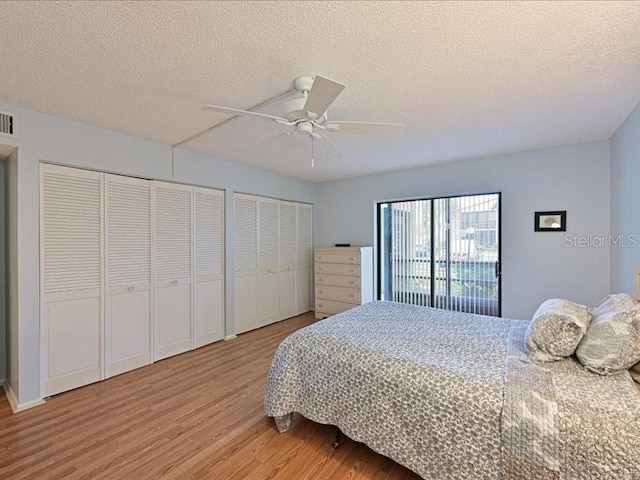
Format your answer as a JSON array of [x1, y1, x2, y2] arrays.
[[203, 105, 292, 125], [323, 121, 404, 136], [303, 76, 345, 118]]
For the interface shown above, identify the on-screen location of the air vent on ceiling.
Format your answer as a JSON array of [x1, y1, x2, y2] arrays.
[[0, 111, 17, 138]]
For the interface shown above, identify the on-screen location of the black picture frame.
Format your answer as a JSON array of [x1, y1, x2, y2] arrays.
[[534, 211, 566, 232]]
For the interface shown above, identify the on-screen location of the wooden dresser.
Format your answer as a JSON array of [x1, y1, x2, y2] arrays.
[[314, 246, 373, 319]]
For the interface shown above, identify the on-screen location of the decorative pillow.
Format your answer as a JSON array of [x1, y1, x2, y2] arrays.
[[576, 295, 640, 375], [525, 298, 591, 363], [587, 293, 635, 318]]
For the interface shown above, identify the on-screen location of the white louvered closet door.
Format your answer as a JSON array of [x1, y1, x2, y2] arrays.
[[154, 181, 193, 360], [194, 187, 224, 348], [41, 164, 103, 396], [257, 198, 279, 327], [234, 193, 258, 334], [278, 201, 298, 320], [105, 174, 152, 377], [296, 204, 313, 315]]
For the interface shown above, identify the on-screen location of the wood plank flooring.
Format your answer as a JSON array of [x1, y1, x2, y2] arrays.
[[0, 313, 421, 480]]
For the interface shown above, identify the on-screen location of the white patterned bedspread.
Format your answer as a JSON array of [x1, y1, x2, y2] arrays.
[[264, 301, 640, 479]]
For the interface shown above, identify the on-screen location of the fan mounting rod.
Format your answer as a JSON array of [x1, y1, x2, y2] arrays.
[[293, 76, 314, 93]]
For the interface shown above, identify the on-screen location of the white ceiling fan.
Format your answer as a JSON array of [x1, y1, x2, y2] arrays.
[[203, 76, 404, 166]]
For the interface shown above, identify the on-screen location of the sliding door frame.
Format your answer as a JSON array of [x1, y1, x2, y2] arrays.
[[375, 192, 502, 317]]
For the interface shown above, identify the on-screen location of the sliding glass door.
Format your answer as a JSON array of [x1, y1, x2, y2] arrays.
[[378, 193, 501, 316]]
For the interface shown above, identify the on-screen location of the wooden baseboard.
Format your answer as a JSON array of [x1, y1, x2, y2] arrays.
[[224, 335, 237, 341], [2, 382, 46, 414]]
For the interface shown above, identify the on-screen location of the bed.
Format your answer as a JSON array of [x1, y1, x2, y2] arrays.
[[264, 301, 640, 479]]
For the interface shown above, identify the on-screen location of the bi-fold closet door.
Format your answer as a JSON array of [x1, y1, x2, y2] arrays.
[[41, 165, 104, 397], [153, 181, 193, 360], [154, 182, 225, 359], [296, 203, 313, 314], [41, 164, 224, 397], [193, 187, 225, 348], [257, 197, 279, 326], [105, 174, 152, 377], [233, 194, 258, 335], [278, 201, 297, 321], [233, 193, 312, 335]]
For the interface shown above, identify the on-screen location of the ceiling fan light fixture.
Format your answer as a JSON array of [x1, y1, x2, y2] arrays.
[[296, 121, 314, 136]]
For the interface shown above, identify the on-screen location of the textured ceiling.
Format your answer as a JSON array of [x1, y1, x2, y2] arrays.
[[0, 1, 639, 182]]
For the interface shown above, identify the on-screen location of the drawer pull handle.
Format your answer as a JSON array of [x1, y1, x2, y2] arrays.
[[349, 294, 355, 298], [127, 286, 135, 292], [349, 281, 355, 285], [349, 269, 355, 273], [171, 280, 178, 286], [319, 290, 325, 294], [350, 257, 356, 261], [318, 303, 324, 308]]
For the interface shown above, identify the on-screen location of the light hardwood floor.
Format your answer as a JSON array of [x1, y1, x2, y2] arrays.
[[0, 313, 421, 480]]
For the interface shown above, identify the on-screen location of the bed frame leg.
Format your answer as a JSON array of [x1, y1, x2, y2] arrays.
[[332, 426, 341, 449]]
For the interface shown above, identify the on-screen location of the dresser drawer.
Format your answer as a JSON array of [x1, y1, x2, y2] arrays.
[[316, 285, 360, 304], [315, 251, 361, 265], [314, 298, 357, 316], [315, 274, 360, 289], [315, 263, 360, 276]]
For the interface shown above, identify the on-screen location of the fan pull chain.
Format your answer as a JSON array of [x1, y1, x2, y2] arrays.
[[311, 135, 315, 167]]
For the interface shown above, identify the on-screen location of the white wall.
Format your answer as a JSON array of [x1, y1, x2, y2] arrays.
[[0, 100, 316, 406], [316, 141, 611, 320], [610, 102, 640, 296]]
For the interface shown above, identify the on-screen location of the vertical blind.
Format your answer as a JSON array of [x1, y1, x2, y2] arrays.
[[379, 193, 500, 316]]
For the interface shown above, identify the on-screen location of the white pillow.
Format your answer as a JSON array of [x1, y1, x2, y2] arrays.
[[525, 298, 591, 363]]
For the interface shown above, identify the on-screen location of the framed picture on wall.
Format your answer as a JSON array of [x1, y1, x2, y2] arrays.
[[534, 211, 566, 232]]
